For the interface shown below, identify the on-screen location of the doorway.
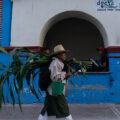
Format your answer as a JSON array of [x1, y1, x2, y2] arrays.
[[44, 18, 104, 60]]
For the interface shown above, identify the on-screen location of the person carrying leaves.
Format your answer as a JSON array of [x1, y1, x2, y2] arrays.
[[38, 44, 73, 120]]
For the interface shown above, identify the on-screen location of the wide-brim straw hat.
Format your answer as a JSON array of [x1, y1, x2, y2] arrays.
[[51, 44, 67, 56]]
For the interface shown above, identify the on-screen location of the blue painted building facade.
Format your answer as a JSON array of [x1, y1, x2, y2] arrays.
[[1, 0, 120, 104]]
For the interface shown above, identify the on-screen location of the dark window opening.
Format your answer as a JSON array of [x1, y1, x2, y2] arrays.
[[44, 18, 108, 72]]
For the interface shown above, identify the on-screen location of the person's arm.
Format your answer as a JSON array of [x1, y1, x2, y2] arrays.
[[49, 65, 72, 81], [98, 62, 106, 71], [49, 64, 66, 81], [99, 62, 106, 68], [65, 72, 72, 79], [100, 55, 107, 68]]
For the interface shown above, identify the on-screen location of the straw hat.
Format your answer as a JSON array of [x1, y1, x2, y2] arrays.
[[51, 44, 67, 56]]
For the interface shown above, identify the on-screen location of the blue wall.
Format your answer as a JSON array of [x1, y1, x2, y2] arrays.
[[6, 53, 120, 104], [1, 0, 120, 104], [1, 0, 12, 47], [0, 0, 12, 103]]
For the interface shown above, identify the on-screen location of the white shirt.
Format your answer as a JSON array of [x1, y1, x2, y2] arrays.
[[47, 57, 66, 95]]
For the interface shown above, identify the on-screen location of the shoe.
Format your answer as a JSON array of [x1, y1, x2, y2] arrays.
[[65, 114, 73, 120]]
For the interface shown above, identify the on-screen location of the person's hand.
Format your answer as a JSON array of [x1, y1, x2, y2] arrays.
[[65, 72, 72, 79]]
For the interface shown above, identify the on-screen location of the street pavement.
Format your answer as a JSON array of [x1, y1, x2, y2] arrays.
[[0, 103, 120, 120]]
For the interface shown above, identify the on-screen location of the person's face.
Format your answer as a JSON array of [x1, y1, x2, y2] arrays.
[[58, 53, 66, 61], [44, 49, 50, 54], [98, 51, 104, 56]]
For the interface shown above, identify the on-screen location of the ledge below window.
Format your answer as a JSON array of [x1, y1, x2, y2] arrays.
[[78, 72, 110, 74]]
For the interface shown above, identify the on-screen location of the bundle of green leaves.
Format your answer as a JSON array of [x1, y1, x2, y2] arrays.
[[0, 47, 92, 111]]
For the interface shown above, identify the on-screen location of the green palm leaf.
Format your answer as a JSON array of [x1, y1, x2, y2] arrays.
[[10, 83, 15, 107], [0, 47, 92, 110], [0, 46, 8, 54]]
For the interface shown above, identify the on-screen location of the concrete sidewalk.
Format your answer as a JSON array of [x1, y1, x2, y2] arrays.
[[0, 103, 120, 120]]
